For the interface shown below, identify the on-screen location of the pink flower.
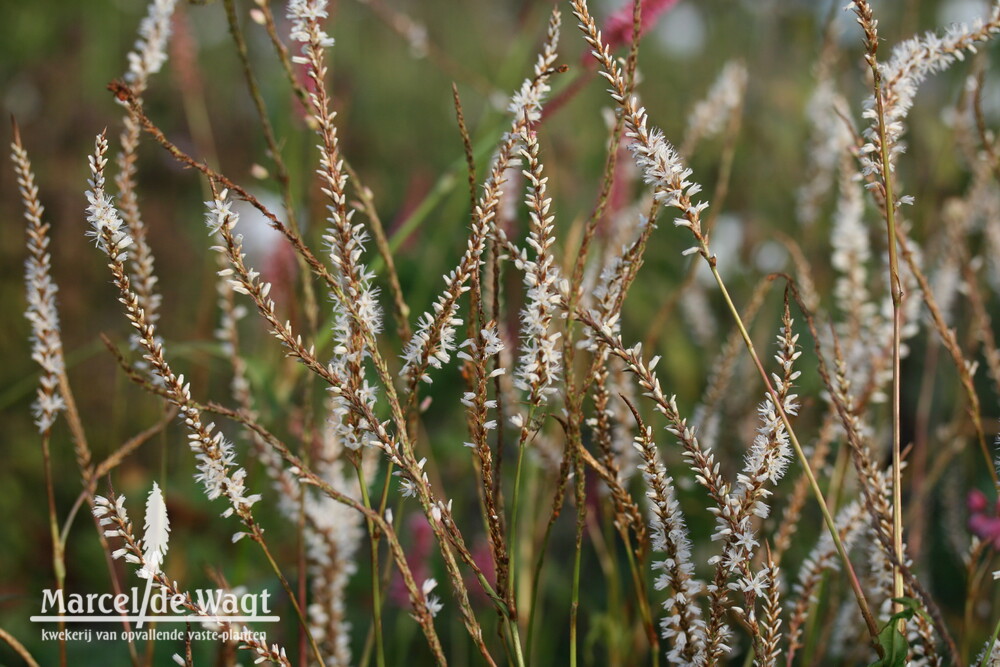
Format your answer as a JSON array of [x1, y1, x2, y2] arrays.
[[551, 0, 679, 120], [968, 489, 1000, 549], [390, 514, 433, 607], [465, 539, 496, 606], [601, 0, 681, 54], [598, 135, 638, 237]]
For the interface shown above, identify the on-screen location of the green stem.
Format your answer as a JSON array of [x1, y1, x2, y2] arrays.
[[41, 431, 67, 667], [508, 618, 527, 667], [620, 529, 659, 664], [570, 444, 585, 667], [981, 611, 1000, 666], [360, 494, 406, 667], [871, 64, 907, 624], [526, 516, 555, 661], [254, 529, 327, 666], [357, 465, 386, 667], [507, 410, 539, 607]]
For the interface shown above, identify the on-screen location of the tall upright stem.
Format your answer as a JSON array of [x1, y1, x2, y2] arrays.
[[254, 529, 327, 666], [40, 431, 67, 667], [872, 53, 907, 623], [357, 465, 386, 667]]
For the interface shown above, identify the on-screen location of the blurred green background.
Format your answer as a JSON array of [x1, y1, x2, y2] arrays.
[[2, 0, 999, 664]]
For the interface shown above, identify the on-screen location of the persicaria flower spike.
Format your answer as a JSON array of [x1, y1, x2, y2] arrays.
[[86, 133, 133, 260]]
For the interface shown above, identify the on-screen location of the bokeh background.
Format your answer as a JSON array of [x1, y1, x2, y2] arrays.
[[2, 0, 999, 664]]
